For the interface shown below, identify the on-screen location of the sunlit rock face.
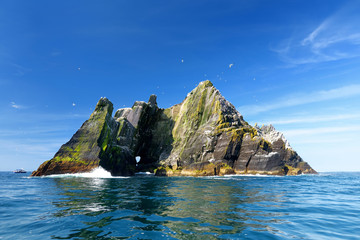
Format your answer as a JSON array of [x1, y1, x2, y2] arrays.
[[32, 81, 316, 177]]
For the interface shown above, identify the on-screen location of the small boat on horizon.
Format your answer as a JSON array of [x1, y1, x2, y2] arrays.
[[13, 169, 27, 173]]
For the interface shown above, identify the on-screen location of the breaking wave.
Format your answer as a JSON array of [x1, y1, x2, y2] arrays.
[[42, 167, 129, 178], [135, 171, 154, 175]]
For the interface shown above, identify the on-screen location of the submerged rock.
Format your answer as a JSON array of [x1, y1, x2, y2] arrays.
[[32, 81, 316, 176]]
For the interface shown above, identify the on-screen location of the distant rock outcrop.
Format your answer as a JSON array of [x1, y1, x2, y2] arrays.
[[32, 81, 316, 176]]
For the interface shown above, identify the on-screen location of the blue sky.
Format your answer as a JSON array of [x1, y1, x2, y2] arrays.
[[1, 0, 360, 172]]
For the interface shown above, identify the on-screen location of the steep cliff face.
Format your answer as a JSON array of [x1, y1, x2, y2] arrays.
[[32, 98, 117, 176], [32, 81, 316, 176], [152, 81, 316, 176], [32, 95, 161, 176]]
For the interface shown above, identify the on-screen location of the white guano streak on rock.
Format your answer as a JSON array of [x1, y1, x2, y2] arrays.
[[256, 125, 293, 150]]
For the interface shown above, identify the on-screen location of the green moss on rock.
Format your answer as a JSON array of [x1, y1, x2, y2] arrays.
[[32, 81, 316, 177]]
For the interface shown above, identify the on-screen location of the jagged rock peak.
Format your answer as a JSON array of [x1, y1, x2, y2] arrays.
[[192, 80, 245, 126], [255, 124, 292, 150], [148, 94, 157, 106], [192, 79, 215, 91], [89, 97, 114, 121], [96, 97, 111, 106], [94, 97, 113, 113], [200, 79, 213, 87], [132, 101, 147, 108]]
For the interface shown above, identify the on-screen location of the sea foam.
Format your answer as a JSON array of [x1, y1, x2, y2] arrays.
[[42, 167, 129, 178]]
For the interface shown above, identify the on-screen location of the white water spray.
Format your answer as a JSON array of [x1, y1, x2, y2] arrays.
[[42, 167, 128, 178]]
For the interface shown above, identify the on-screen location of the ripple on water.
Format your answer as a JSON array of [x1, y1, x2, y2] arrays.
[[1, 172, 360, 239]]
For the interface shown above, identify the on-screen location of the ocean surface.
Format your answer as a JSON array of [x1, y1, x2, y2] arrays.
[[1, 169, 359, 240]]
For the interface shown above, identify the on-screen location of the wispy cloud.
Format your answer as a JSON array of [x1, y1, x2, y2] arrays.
[[51, 51, 62, 57], [10, 101, 25, 109], [284, 125, 360, 137], [275, 3, 360, 65], [290, 137, 354, 145], [301, 20, 330, 46], [0, 139, 64, 157], [257, 113, 360, 125], [278, 124, 360, 146], [0, 127, 71, 137], [239, 84, 360, 115], [11, 63, 31, 76]]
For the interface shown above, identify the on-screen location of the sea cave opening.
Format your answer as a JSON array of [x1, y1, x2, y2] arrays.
[[135, 156, 141, 165]]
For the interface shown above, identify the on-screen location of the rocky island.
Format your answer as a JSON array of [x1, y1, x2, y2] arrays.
[[32, 81, 316, 177]]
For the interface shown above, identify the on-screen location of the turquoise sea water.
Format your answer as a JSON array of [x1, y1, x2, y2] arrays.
[[0, 171, 359, 239]]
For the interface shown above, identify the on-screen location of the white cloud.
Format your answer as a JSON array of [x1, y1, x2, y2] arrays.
[[10, 63, 32, 76], [10, 101, 24, 109], [291, 137, 353, 145], [284, 125, 360, 137], [257, 113, 360, 125], [0, 139, 64, 153], [275, 3, 360, 65], [0, 139, 65, 170], [0, 112, 89, 122], [229, 63, 234, 68], [239, 84, 360, 115], [278, 123, 360, 172], [0, 127, 71, 137], [301, 19, 330, 47]]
